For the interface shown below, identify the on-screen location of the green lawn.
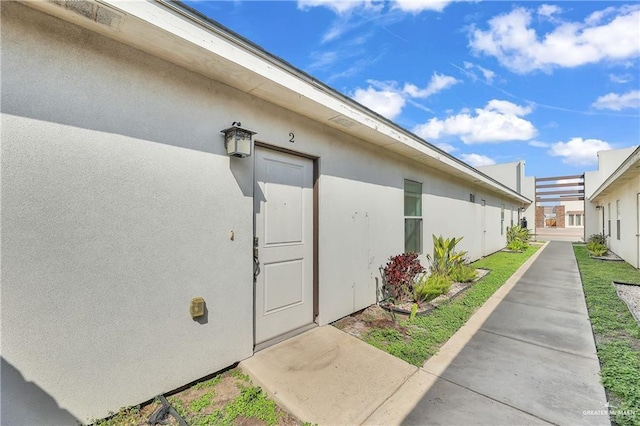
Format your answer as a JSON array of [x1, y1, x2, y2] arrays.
[[93, 368, 302, 426], [573, 244, 640, 426], [364, 244, 540, 366]]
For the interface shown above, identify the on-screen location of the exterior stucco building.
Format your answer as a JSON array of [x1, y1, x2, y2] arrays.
[[585, 146, 640, 268], [477, 160, 535, 233], [561, 200, 584, 229], [1, 1, 531, 423]]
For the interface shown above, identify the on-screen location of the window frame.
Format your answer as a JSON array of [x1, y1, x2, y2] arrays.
[[616, 200, 621, 240], [404, 179, 423, 253]]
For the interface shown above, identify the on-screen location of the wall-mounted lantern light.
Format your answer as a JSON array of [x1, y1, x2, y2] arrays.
[[221, 122, 256, 158]]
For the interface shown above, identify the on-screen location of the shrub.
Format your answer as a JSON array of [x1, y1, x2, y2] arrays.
[[587, 233, 607, 245], [382, 252, 425, 303], [450, 263, 478, 283], [587, 241, 608, 257], [506, 225, 530, 249], [427, 235, 467, 277], [414, 273, 452, 303], [506, 239, 527, 251], [409, 303, 418, 321]]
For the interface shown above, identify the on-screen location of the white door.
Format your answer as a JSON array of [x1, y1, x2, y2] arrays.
[[254, 148, 314, 344]]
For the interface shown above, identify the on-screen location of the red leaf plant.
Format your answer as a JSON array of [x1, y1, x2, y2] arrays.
[[382, 252, 425, 303]]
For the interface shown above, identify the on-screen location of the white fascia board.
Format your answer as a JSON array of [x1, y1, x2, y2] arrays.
[[589, 146, 640, 201], [27, 0, 529, 204]]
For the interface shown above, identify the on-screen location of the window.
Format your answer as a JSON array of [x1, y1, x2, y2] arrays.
[[569, 214, 575, 226], [616, 200, 621, 240], [501, 204, 505, 235], [405, 180, 422, 253], [576, 215, 582, 226], [607, 203, 611, 236], [469, 193, 475, 203]]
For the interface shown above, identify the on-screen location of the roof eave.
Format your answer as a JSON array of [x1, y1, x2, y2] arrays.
[[22, 0, 531, 204], [589, 147, 640, 201]]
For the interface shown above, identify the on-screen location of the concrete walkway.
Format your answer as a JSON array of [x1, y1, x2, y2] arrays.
[[241, 241, 610, 425], [535, 227, 585, 242]]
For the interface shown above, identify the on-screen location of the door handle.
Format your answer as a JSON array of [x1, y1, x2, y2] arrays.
[[253, 237, 260, 278]]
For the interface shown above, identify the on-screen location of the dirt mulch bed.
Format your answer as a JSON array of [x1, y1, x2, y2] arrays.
[[378, 268, 491, 316], [334, 269, 491, 339]]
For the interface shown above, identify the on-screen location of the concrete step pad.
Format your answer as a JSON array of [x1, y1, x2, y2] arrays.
[[240, 325, 417, 425]]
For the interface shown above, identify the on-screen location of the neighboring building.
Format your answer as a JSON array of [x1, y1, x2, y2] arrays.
[[1, 1, 530, 423], [561, 200, 584, 229], [477, 161, 534, 234], [537, 201, 583, 230], [585, 146, 640, 268]]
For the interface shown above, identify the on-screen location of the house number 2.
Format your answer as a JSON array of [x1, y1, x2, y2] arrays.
[[289, 133, 295, 143]]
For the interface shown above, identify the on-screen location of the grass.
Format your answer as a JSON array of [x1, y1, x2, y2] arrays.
[[364, 244, 540, 366], [93, 367, 301, 426], [573, 244, 640, 426]]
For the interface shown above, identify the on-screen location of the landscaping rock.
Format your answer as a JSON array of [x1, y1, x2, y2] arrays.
[[614, 282, 640, 324]]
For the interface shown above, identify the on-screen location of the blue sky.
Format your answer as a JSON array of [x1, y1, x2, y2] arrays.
[[185, 0, 639, 177]]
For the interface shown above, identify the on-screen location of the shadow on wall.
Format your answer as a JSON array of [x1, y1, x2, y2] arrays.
[[1, 357, 79, 425]]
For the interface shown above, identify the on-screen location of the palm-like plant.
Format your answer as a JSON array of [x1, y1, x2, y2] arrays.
[[506, 225, 531, 250], [427, 235, 467, 277]]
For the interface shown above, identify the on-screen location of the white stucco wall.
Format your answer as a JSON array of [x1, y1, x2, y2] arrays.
[[477, 161, 524, 194], [592, 180, 640, 268], [1, 3, 528, 422], [521, 176, 536, 233], [1, 4, 256, 423], [585, 147, 639, 245], [584, 170, 602, 238], [561, 200, 584, 228], [476, 161, 531, 233]]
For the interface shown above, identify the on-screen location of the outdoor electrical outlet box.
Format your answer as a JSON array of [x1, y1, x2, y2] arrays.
[[190, 297, 205, 318]]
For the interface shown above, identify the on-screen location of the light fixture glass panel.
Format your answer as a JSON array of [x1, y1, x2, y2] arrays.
[[236, 133, 251, 156]]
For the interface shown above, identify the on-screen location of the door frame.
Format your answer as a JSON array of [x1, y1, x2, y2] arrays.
[[253, 142, 319, 346]]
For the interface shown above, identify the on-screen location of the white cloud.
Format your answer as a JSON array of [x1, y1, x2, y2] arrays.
[[353, 86, 406, 120], [485, 99, 533, 116], [436, 142, 457, 153], [297, 0, 384, 42], [529, 140, 550, 148], [478, 66, 496, 84], [402, 73, 461, 98], [548, 137, 613, 165], [351, 73, 460, 120], [609, 73, 632, 83], [461, 153, 496, 167], [297, 0, 381, 15], [299, 0, 456, 15], [537, 4, 561, 19], [392, 0, 455, 13], [469, 5, 640, 73], [308, 50, 339, 70], [413, 99, 537, 144], [585, 6, 618, 25], [592, 90, 640, 111], [461, 61, 497, 84]]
